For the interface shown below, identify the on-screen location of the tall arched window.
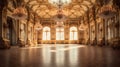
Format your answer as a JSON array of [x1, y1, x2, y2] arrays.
[[42, 27, 50, 40], [70, 27, 78, 40], [56, 28, 64, 40]]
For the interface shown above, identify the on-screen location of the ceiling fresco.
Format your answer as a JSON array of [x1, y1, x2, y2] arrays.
[[7, 0, 96, 19]]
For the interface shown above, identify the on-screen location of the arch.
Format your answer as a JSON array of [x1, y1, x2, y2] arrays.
[[70, 26, 78, 40], [7, 16, 17, 45], [42, 26, 50, 40]]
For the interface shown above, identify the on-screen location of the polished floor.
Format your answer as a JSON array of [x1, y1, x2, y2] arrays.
[[0, 44, 120, 67]]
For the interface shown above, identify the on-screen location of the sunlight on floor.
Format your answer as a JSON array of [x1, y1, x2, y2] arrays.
[[20, 44, 86, 66], [20, 44, 86, 51], [1, 44, 118, 67], [40, 44, 84, 66]]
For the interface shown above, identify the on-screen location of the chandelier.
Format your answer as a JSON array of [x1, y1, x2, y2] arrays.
[[35, 22, 43, 31], [12, 7, 27, 20], [53, 10, 67, 22], [56, 22, 64, 28], [98, 0, 117, 19], [49, 0, 71, 7], [50, 0, 70, 23], [79, 22, 85, 31]]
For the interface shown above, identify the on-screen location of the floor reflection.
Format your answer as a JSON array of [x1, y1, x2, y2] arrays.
[[69, 45, 78, 66], [0, 44, 120, 67], [42, 45, 51, 65], [56, 46, 65, 66], [41, 45, 82, 67]]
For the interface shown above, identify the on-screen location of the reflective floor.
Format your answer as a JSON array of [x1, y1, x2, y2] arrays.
[[0, 44, 120, 67]]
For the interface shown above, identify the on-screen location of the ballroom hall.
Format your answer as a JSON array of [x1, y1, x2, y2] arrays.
[[0, 0, 120, 67]]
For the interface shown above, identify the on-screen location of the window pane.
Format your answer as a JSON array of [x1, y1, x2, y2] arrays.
[[70, 32, 73, 40], [70, 27, 78, 40], [61, 32, 64, 40], [56, 28, 64, 40], [43, 32, 46, 40], [56, 32, 59, 40], [47, 32, 50, 40], [42, 27, 50, 40], [74, 32, 78, 40]]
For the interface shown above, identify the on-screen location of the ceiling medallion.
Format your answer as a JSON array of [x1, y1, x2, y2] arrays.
[[98, 0, 117, 19], [48, 0, 71, 7], [12, 7, 27, 20]]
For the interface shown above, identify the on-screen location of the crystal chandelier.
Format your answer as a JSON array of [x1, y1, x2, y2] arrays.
[[35, 22, 43, 31], [98, 0, 117, 19], [12, 7, 27, 20], [49, 0, 71, 7], [79, 22, 85, 31], [53, 9, 67, 22], [49, 0, 70, 23]]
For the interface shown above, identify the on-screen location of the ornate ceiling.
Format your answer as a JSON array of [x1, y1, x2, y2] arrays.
[[7, 0, 96, 19], [24, 0, 96, 18]]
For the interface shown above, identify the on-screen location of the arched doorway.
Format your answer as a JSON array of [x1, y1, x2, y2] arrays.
[[7, 17, 17, 46]]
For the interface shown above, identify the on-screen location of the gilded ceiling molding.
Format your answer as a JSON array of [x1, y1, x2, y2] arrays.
[[22, 0, 96, 19]]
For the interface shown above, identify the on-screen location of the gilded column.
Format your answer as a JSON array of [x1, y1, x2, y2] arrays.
[[93, 6, 98, 45], [119, 11, 120, 37], [0, 0, 10, 49], [87, 11, 90, 45], [64, 20, 69, 44], [0, 7, 3, 38], [0, 2, 5, 38], [51, 21, 56, 44]]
